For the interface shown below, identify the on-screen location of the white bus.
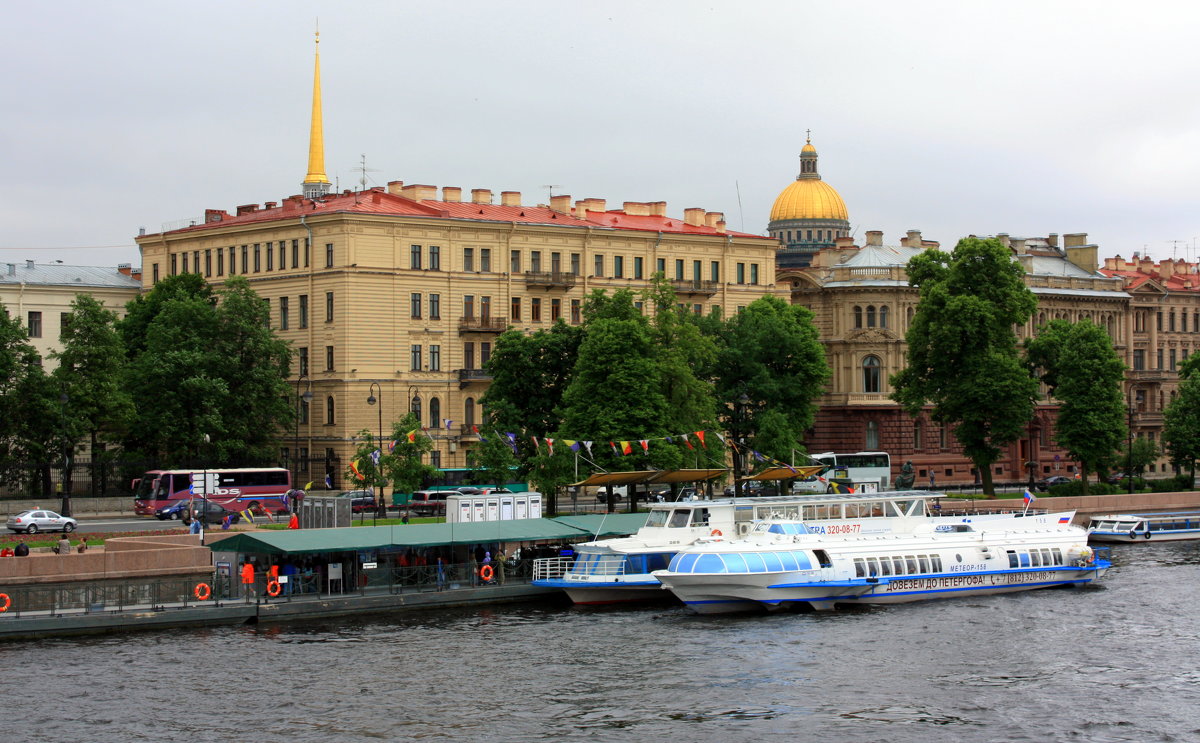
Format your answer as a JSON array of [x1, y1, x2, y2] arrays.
[[810, 452, 892, 492]]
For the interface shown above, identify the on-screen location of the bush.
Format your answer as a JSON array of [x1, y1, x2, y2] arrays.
[[1047, 480, 1130, 497], [1148, 474, 1194, 492]]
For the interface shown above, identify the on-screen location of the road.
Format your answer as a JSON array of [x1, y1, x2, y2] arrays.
[[73, 516, 190, 535]]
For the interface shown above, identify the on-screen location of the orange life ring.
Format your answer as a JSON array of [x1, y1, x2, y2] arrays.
[[267, 580, 282, 597], [193, 583, 211, 601], [479, 564, 494, 581], [0, 593, 9, 612], [710, 529, 723, 537]]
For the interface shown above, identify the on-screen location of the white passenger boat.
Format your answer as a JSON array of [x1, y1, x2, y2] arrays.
[[531, 491, 1075, 605], [652, 514, 1108, 614], [1088, 511, 1200, 542]]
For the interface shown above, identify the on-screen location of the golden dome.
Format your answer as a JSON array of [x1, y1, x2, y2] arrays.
[[801, 142, 817, 153], [770, 178, 849, 221]]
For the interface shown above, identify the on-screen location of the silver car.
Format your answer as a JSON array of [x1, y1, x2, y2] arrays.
[[6, 509, 78, 534]]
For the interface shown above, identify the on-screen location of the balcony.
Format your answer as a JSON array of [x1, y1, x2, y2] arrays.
[[459, 423, 481, 438], [458, 368, 493, 387], [458, 316, 508, 334], [671, 279, 719, 295], [1129, 369, 1168, 382], [524, 270, 577, 289]]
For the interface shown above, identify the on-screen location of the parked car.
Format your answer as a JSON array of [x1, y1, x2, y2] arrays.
[[338, 489, 377, 513], [1036, 475, 1073, 492], [791, 475, 827, 494], [1106, 471, 1137, 485], [723, 481, 778, 497], [594, 485, 654, 502], [155, 498, 231, 524], [6, 509, 77, 534], [400, 490, 448, 517]]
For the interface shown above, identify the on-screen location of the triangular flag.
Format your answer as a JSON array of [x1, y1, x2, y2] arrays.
[[406, 429, 418, 443], [564, 439, 579, 451], [683, 433, 695, 450], [620, 441, 632, 455], [370, 448, 381, 466], [639, 439, 649, 452], [583, 441, 593, 455], [350, 459, 364, 481], [713, 432, 726, 445], [303, 481, 313, 491], [444, 419, 454, 430], [546, 438, 555, 455], [695, 431, 706, 447], [610, 442, 619, 454]]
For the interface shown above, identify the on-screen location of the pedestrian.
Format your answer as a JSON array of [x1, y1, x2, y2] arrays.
[[14, 542, 29, 557], [282, 561, 298, 595], [240, 560, 256, 598], [76, 537, 88, 554], [222, 513, 233, 530], [495, 549, 506, 585], [288, 512, 300, 529], [436, 556, 446, 591], [0, 546, 13, 557], [401, 511, 410, 525], [189, 516, 203, 536], [56, 535, 71, 556], [929, 471, 936, 490]]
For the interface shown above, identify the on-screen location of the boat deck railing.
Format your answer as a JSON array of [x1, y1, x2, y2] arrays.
[[533, 555, 629, 580]]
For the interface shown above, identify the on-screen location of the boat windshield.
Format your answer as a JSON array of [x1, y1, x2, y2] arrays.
[[645, 509, 670, 528]]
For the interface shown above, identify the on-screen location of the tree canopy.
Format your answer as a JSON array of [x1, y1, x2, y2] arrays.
[[891, 237, 1039, 494]]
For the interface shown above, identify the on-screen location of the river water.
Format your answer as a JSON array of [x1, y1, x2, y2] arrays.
[[4, 541, 1199, 743]]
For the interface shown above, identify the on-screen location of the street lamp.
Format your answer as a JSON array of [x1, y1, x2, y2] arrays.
[[733, 392, 750, 497], [295, 374, 313, 489], [408, 385, 422, 421], [368, 382, 385, 520], [1127, 388, 1136, 495]]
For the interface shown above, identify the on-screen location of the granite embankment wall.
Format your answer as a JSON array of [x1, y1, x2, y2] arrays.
[[0, 497, 131, 518], [0, 534, 212, 586], [945, 491, 1200, 518]]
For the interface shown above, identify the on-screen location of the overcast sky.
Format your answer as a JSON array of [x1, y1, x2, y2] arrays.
[[4, 1, 1200, 269]]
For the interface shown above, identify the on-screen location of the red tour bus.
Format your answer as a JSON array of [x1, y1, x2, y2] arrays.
[[133, 467, 292, 516]]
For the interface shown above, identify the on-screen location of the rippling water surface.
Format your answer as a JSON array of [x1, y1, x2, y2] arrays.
[[4, 542, 1200, 742]]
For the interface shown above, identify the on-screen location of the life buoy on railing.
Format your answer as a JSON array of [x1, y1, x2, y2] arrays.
[[193, 583, 211, 601], [710, 529, 723, 537], [267, 580, 282, 597], [0, 593, 10, 612], [1144, 531, 1152, 540], [479, 564, 494, 582], [1129, 530, 1138, 540]]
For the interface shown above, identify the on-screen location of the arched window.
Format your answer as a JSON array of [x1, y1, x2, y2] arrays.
[[866, 420, 879, 450], [325, 395, 335, 425], [906, 306, 914, 326], [862, 355, 881, 393], [879, 306, 889, 329], [913, 420, 922, 450], [429, 397, 441, 430], [866, 306, 876, 328], [464, 397, 476, 427], [854, 306, 863, 328]]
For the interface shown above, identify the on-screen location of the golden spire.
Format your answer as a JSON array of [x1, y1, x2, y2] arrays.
[[302, 27, 331, 198]]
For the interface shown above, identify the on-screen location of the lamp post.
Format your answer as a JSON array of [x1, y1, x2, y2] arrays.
[[295, 374, 313, 490], [1127, 388, 1136, 495], [733, 392, 750, 497], [408, 385, 422, 421], [368, 382, 385, 520]]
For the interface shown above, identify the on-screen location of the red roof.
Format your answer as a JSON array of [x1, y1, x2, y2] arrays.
[[150, 189, 771, 240]]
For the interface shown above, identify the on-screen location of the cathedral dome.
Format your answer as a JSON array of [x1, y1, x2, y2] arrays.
[[769, 178, 848, 221]]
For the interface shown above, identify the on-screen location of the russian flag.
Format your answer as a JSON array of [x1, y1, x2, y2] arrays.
[[1058, 516, 1070, 524], [1023, 490, 1036, 505]]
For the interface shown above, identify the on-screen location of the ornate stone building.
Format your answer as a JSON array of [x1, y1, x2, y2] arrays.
[[767, 135, 851, 270]]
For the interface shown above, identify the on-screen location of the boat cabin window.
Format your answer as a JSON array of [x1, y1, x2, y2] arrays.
[[1040, 548, 1054, 565], [1030, 551, 1042, 567], [878, 557, 893, 576], [1051, 548, 1062, 564], [814, 550, 832, 568], [891, 557, 905, 574], [854, 558, 866, 577], [918, 555, 931, 573], [928, 555, 942, 572], [668, 510, 690, 528], [865, 558, 881, 577], [645, 510, 669, 528], [767, 523, 807, 535], [1007, 550, 1018, 568], [905, 556, 918, 573], [844, 502, 868, 518], [692, 508, 710, 527]]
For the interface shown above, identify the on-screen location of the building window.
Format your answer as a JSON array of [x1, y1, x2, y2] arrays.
[[594, 254, 604, 278], [27, 311, 42, 338], [463, 342, 475, 370], [551, 298, 562, 321], [325, 395, 335, 425], [511, 297, 521, 322], [551, 252, 562, 274], [634, 256, 644, 279], [411, 344, 422, 371], [182, 253, 189, 273], [60, 312, 71, 338], [411, 293, 422, 319], [304, 238, 311, 267], [510, 250, 521, 273], [750, 264, 759, 285], [531, 297, 542, 322], [1157, 312, 1163, 331], [862, 355, 881, 393], [411, 244, 422, 269], [299, 295, 308, 329], [430, 345, 441, 371], [880, 306, 890, 329], [280, 297, 289, 330], [571, 299, 581, 324], [464, 397, 476, 426], [571, 253, 580, 275], [279, 241, 286, 269], [292, 239, 299, 269], [299, 446, 309, 471], [266, 242, 274, 271], [711, 261, 720, 282], [693, 303, 703, 315], [170, 254, 177, 275], [1133, 349, 1145, 370], [480, 296, 491, 320], [325, 243, 334, 268], [429, 245, 441, 270], [854, 306, 863, 328], [481, 342, 492, 367], [215, 250, 223, 277], [254, 244, 261, 272], [429, 397, 441, 430], [531, 251, 542, 273], [430, 293, 441, 320], [1171, 348, 1178, 371], [656, 258, 666, 275], [1158, 348, 1164, 370], [463, 295, 475, 319], [614, 255, 625, 278], [1170, 311, 1176, 332], [675, 259, 684, 281], [153, 263, 160, 283], [298, 347, 308, 377], [693, 260, 702, 282], [867, 306, 877, 328], [193, 251, 200, 274], [736, 263, 745, 284], [463, 248, 475, 272], [299, 397, 309, 425], [205, 249, 212, 277], [326, 292, 334, 323], [866, 420, 879, 450], [241, 245, 249, 273], [480, 248, 491, 273], [325, 345, 334, 371], [913, 420, 922, 450]]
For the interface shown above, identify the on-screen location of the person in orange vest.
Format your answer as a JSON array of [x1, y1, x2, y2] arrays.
[[288, 512, 300, 529], [240, 560, 256, 599]]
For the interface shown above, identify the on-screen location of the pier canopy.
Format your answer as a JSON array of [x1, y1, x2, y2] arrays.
[[740, 465, 825, 481], [570, 468, 728, 490], [208, 514, 649, 556]]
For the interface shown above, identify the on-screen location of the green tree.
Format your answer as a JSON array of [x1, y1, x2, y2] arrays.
[[118, 273, 214, 359], [52, 295, 134, 498], [891, 237, 1039, 495], [0, 302, 61, 495], [1164, 355, 1200, 482], [1025, 318, 1127, 494], [715, 294, 830, 486], [384, 415, 440, 501]]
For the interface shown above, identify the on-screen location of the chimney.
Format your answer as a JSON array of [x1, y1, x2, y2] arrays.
[[6, 263, 14, 276], [704, 211, 724, 228], [387, 180, 405, 195], [442, 186, 462, 202], [236, 204, 258, 216], [549, 194, 572, 213], [649, 201, 667, 217], [472, 189, 493, 205], [997, 233, 1010, 249], [623, 202, 651, 216], [132, 267, 142, 282], [264, 202, 277, 210], [574, 198, 606, 218], [501, 191, 522, 207], [1063, 232, 1088, 248], [865, 230, 883, 247], [834, 236, 856, 249], [204, 209, 226, 224], [905, 229, 922, 248], [1066, 244, 1099, 275], [117, 263, 132, 276], [1047, 233, 1059, 248], [138, 227, 146, 236], [715, 219, 726, 234], [1011, 238, 1027, 254], [26, 259, 35, 269], [1161, 260, 1176, 280], [401, 184, 437, 201], [683, 208, 705, 227]]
